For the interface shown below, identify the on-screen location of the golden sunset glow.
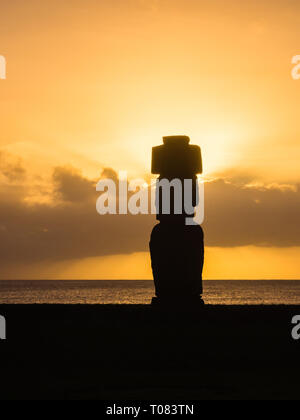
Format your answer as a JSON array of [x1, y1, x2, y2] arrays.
[[1, 0, 300, 279]]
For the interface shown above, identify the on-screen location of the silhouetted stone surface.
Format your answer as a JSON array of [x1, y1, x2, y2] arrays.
[[150, 223, 204, 303], [150, 136, 204, 305]]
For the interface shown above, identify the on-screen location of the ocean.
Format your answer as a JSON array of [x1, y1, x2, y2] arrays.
[[0, 280, 300, 305]]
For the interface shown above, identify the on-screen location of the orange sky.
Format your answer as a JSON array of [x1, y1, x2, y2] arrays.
[[0, 0, 300, 279]]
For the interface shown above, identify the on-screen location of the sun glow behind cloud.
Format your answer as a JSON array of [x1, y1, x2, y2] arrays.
[[1, 0, 300, 279]]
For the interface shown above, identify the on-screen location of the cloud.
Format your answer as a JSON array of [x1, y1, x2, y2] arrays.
[[0, 166, 154, 266], [0, 151, 26, 183], [0, 165, 300, 272], [204, 178, 300, 247], [53, 166, 96, 203]]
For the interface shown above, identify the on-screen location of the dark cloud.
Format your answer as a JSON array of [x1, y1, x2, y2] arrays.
[[0, 166, 300, 269], [101, 168, 119, 182], [53, 166, 96, 203], [0, 151, 26, 182], [204, 179, 300, 247], [0, 166, 154, 265]]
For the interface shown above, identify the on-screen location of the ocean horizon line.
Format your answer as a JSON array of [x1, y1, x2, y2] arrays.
[[1, 279, 300, 282]]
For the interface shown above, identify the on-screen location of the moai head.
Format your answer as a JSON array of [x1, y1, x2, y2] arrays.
[[152, 136, 202, 178], [151, 136, 203, 222]]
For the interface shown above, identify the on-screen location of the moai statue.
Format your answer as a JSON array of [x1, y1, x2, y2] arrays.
[[150, 135, 204, 307]]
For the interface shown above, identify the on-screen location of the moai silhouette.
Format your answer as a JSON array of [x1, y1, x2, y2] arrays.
[[150, 136, 204, 307]]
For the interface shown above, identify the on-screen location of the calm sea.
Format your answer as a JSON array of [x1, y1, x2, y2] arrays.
[[0, 280, 300, 305]]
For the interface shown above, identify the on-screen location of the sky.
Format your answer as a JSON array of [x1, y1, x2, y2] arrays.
[[0, 0, 300, 279]]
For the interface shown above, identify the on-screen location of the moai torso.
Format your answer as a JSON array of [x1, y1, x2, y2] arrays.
[[149, 136, 205, 306]]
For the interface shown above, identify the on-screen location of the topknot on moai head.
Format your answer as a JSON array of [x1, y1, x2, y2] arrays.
[[151, 135, 202, 177]]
